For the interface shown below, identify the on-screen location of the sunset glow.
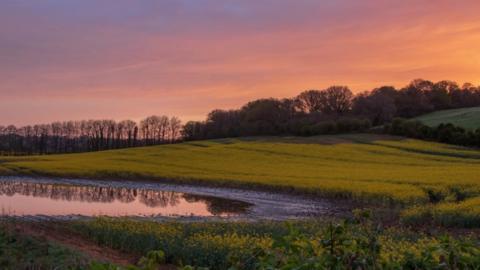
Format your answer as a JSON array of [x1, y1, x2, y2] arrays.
[[1, 0, 480, 124]]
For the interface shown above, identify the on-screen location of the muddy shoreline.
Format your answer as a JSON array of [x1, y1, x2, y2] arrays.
[[0, 176, 350, 221]]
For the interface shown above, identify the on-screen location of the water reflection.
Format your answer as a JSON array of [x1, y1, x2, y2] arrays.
[[0, 181, 251, 217]]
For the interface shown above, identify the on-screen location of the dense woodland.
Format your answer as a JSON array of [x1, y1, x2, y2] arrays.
[[1, 79, 480, 154], [0, 116, 182, 155], [183, 79, 480, 140]]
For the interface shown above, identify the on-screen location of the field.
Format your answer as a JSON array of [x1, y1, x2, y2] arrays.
[[2, 216, 480, 270], [0, 133, 480, 227], [414, 106, 480, 129], [1, 134, 480, 268], [14, 216, 480, 270]]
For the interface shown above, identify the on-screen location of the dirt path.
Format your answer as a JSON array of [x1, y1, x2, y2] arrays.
[[10, 221, 139, 267]]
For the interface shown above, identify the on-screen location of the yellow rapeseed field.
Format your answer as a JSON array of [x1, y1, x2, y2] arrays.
[[0, 134, 478, 207]]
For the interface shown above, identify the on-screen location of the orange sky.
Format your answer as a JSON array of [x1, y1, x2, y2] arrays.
[[1, 0, 480, 125]]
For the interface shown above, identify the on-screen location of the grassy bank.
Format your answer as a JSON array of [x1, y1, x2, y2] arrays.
[[415, 106, 480, 129], [0, 134, 479, 206]]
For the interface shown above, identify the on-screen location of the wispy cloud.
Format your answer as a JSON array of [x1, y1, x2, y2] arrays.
[[1, 0, 480, 125]]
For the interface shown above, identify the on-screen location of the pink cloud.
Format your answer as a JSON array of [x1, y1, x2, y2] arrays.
[[1, 0, 480, 125]]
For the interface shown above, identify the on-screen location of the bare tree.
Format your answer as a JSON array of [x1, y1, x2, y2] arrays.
[[295, 90, 324, 113], [169, 117, 182, 142], [319, 86, 353, 115]]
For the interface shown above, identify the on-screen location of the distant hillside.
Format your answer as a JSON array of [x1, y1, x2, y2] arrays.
[[415, 107, 480, 130]]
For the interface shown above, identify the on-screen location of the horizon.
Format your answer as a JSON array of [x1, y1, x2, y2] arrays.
[[1, 0, 480, 125], [0, 78, 476, 127]]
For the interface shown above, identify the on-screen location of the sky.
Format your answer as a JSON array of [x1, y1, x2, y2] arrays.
[[1, 0, 480, 125]]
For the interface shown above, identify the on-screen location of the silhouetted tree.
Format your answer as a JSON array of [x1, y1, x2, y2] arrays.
[[240, 98, 293, 135], [318, 86, 353, 115], [0, 115, 181, 155], [396, 79, 434, 118], [183, 79, 480, 141], [353, 86, 397, 125], [2, 79, 480, 152], [428, 81, 454, 110], [295, 90, 324, 113]]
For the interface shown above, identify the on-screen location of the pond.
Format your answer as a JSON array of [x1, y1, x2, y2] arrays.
[[0, 180, 252, 217]]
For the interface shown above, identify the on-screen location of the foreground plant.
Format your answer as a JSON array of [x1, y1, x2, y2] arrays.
[[89, 250, 165, 270], [257, 211, 480, 269], [0, 224, 90, 269], [63, 213, 480, 270]]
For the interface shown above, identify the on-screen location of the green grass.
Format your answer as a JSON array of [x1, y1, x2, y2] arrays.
[[0, 224, 90, 269], [415, 107, 480, 129], [0, 134, 479, 206]]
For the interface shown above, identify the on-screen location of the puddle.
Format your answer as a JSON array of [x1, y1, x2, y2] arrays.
[[0, 180, 251, 217]]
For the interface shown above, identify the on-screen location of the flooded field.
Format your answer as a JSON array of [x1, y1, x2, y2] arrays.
[[0, 177, 338, 219], [0, 180, 251, 217]]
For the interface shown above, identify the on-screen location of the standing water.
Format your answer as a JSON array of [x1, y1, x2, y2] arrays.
[[0, 180, 252, 217]]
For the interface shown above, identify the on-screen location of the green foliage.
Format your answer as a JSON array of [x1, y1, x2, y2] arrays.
[[68, 218, 274, 270], [65, 217, 480, 270], [0, 224, 90, 269], [258, 213, 480, 269], [137, 250, 165, 270], [177, 266, 210, 270], [415, 106, 480, 130], [258, 211, 382, 269], [89, 262, 124, 270], [89, 250, 165, 270], [385, 117, 480, 147]]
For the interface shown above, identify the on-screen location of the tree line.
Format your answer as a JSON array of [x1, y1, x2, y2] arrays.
[[0, 116, 182, 155], [384, 119, 480, 148], [183, 79, 480, 140], [2, 78, 479, 154]]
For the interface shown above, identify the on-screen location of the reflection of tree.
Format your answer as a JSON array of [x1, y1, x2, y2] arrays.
[[183, 194, 251, 216], [137, 190, 181, 207], [0, 182, 182, 208], [0, 181, 251, 215]]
